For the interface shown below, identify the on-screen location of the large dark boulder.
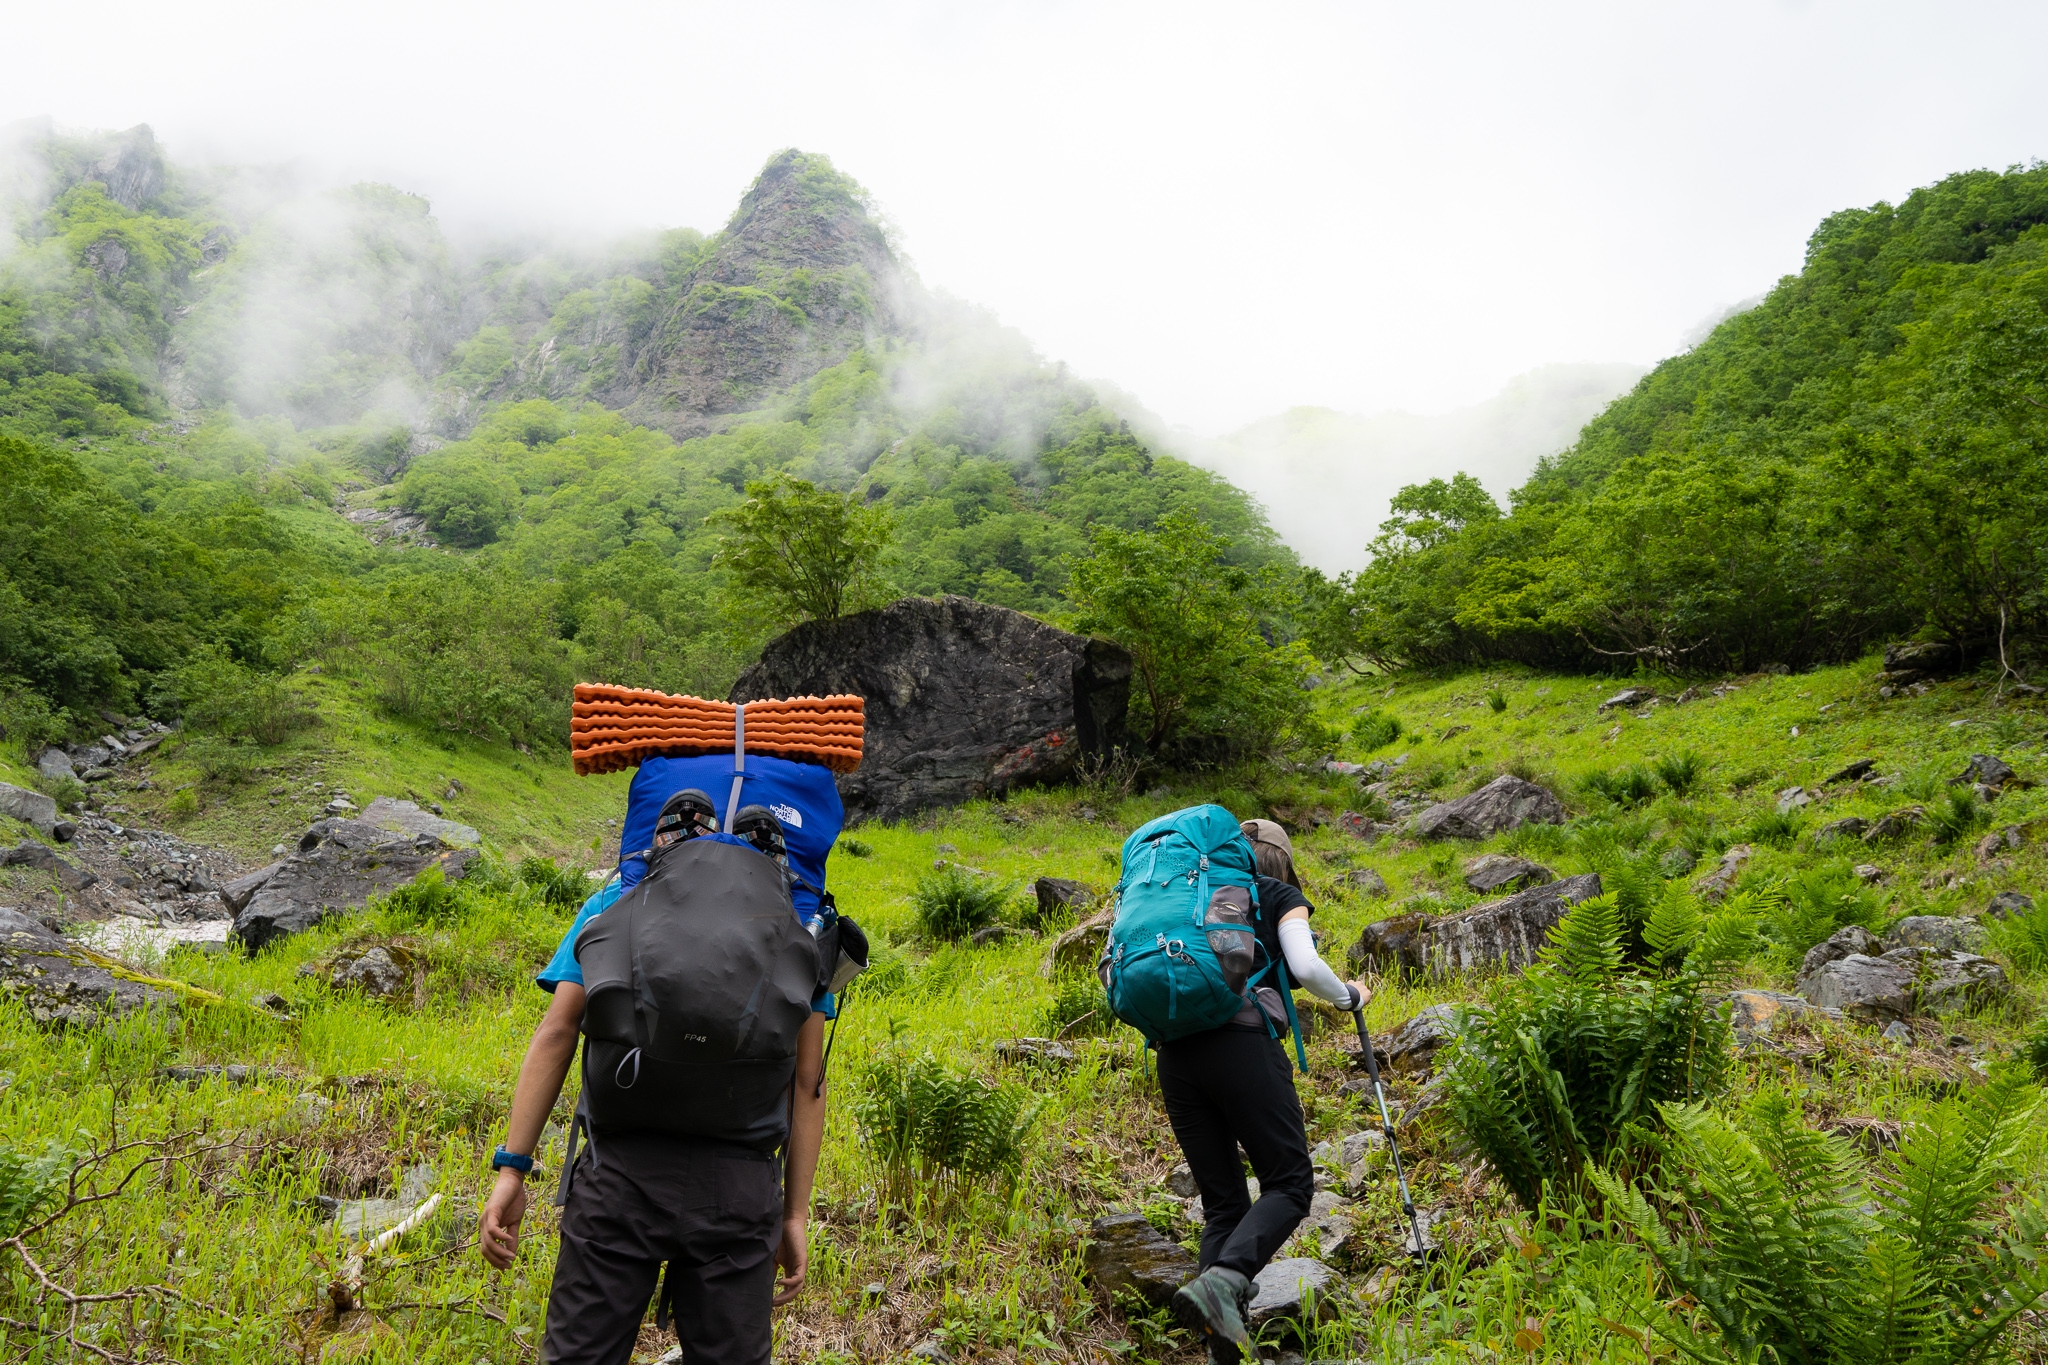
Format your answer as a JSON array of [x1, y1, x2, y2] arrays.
[[732, 596, 1130, 820], [234, 820, 476, 952], [1350, 873, 1602, 978], [0, 907, 173, 1025], [1085, 1212, 1196, 1306]]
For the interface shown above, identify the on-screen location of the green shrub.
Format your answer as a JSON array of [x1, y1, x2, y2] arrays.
[[1763, 864, 1882, 966], [852, 1051, 1036, 1211], [2026, 1020, 2048, 1080], [44, 775, 86, 813], [1740, 809, 1803, 848], [911, 865, 1011, 943], [1650, 750, 1703, 797], [1926, 786, 1990, 849], [0, 681, 67, 753], [166, 788, 198, 820], [1439, 889, 1753, 1209], [151, 645, 316, 745], [1986, 899, 2048, 977], [1037, 969, 1114, 1039], [1594, 1068, 2048, 1364], [1486, 688, 1508, 714], [1582, 766, 1659, 807], [380, 865, 462, 923], [517, 856, 589, 910], [838, 837, 874, 859], [1351, 709, 1403, 751], [0, 1141, 73, 1237]]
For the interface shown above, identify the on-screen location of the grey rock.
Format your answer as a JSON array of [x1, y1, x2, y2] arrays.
[[1823, 758, 1877, 784], [1799, 954, 1916, 1022], [1891, 947, 2009, 1014], [1882, 1019, 1914, 1044], [1659, 846, 1699, 876], [993, 1037, 1074, 1068], [1693, 844, 1753, 902], [358, 797, 480, 849], [1884, 915, 1987, 955], [330, 946, 409, 998], [1826, 1116, 1903, 1153], [1, 843, 97, 891], [1350, 873, 1602, 978], [1367, 1004, 1460, 1076], [1041, 908, 1112, 979], [1879, 641, 1960, 686], [1953, 753, 2017, 790], [1975, 826, 2024, 861], [1864, 807, 1926, 842], [1722, 988, 1843, 1042], [732, 596, 1131, 820], [1033, 877, 1095, 924], [1084, 1212, 1196, 1307], [216, 862, 284, 914], [1462, 854, 1552, 894], [1411, 775, 1567, 841], [235, 836, 476, 952], [969, 923, 1022, 948], [1777, 786, 1815, 814], [66, 744, 113, 771], [1339, 868, 1389, 897], [909, 1341, 953, 1364], [1799, 925, 1881, 980], [34, 749, 75, 783], [333, 1163, 438, 1239], [1854, 863, 1886, 883], [0, 784, 59, 838], [1337, 811, 1393, 842], [1596, 687, 1657, 713], [1247, 1258, 1340, 1329], [1984, 890, 2035, 920], [0, 907, 173, 1025], [1167, 1162, 1199, 1198], [80, 767, 117, 784], [51, 822, 76, 843], [1814, 817, 1870, 845]]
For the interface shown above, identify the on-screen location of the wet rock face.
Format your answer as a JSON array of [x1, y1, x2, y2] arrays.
[[1084, 1212, 1196, 1307], [0, 907, 173, 1024], [233, 821, 476, 952], [1411, 776, 1566, 841], [733, 596, 1131, 820], [1349, 873, 1602, 978]]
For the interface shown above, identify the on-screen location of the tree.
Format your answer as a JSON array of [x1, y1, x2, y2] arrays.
[[709, 472, 894, 628], [1063, 508, 1309, 755]]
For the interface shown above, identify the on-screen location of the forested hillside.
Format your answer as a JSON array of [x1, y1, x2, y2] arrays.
[[1323, 163, 2048, 676], [0, 126, 1286, 751]]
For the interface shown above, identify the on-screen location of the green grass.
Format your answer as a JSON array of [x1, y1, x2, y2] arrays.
[[1, 653, 2045, 1361]]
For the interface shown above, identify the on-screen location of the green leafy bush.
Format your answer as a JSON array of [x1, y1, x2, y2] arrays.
[[1740, 809, 1803, 848], [1762, 864, 1882, 966], [2027, 1020, 2048, 1080], [1987, 898, 2048, 977], [1351, 709, 1403, 751], [1582, 766, 1659, 807], [852, 1051, 1036, 1210], [0, 1141, 73, 1237], [1439, 888, 1753, 1208], [1486, 688, 1508, 714], [517, 856, 589, 910], [1926, 786, 1990, 849], [838, 837, 874, 859], [1650, 750, 1703, 797], [151, 645, 316, 745], [379, 865, 462, 924], [1037, 969, 1114, 1039], [911, 865, 1012, 943], [1594, 1069, 2048, 1364]]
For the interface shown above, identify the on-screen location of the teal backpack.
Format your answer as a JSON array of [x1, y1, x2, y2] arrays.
[[1099, 805, 1307, 1071]]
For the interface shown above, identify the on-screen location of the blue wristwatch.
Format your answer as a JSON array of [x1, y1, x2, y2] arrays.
[[491, 1146, 534, 1175]]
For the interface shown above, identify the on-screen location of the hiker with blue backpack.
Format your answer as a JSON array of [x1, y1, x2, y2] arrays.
[[478, 748, 865, 1365], [1100, 808, 1368, 1364]]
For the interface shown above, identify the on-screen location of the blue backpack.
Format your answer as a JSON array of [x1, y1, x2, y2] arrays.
[[1099, 805, 1307, 1071]]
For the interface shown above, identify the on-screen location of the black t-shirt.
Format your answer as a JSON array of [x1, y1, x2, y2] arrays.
[[1229, 876, 1312, 1032]]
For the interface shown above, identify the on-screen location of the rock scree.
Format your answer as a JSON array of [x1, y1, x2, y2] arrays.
[[732, 596, 1131, 820]]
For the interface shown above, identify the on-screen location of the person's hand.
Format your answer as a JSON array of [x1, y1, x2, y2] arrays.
[[1347, 980, 1373, 1011], [480, 1168, 529, 1270], [772, 1215, 808, 1305]]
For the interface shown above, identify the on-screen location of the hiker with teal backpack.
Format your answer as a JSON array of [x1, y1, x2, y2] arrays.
[[1099, 809, 1369, 1363]]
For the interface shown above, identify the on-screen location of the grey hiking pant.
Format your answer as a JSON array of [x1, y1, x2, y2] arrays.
[[541, 1132, 782, 1365]]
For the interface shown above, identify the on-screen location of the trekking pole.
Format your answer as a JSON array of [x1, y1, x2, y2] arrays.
[[1351, 1001, 1429, 1262]]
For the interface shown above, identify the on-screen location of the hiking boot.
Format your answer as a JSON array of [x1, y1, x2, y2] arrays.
[[1172, 1266, 1253, 1357], [732, 804, 787, 861], [653, 789, 716, 848]]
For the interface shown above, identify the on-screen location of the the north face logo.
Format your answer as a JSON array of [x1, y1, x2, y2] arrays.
[[771, 803, 802, 828]]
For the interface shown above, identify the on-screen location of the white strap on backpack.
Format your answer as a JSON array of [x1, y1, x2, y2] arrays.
[[723, 702, 747, 832]]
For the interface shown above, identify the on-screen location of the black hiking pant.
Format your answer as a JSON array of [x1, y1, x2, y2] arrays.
[[541, 1132, 782, 1365], [1157, 1026, 1314, 1281]]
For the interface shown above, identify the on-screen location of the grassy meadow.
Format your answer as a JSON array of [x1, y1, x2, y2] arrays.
[[2, 653, 2046, 1362]]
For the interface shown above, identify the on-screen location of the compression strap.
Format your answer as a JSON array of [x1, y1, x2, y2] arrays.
[[724, 702, 747, 832]]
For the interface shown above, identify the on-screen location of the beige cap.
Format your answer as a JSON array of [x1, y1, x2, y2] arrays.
[[1240, 818, 1294, 860]]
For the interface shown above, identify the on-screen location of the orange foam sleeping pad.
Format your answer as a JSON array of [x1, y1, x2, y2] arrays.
[[569, 684, 865, 776]]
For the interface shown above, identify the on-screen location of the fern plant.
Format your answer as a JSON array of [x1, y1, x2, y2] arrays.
[[852, 1050, 1037, 1213], [1593, 1069, 2048, 1364], [1439, 889, 1754, 1209], [910, 865, 1012, 942], [1652, 750, 1704, 797]]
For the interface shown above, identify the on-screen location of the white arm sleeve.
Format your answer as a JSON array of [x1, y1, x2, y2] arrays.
[[1278, 916, 1356, 1008]]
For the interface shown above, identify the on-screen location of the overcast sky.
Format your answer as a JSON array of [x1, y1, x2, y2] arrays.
[[12, 0, 2046, 434]]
